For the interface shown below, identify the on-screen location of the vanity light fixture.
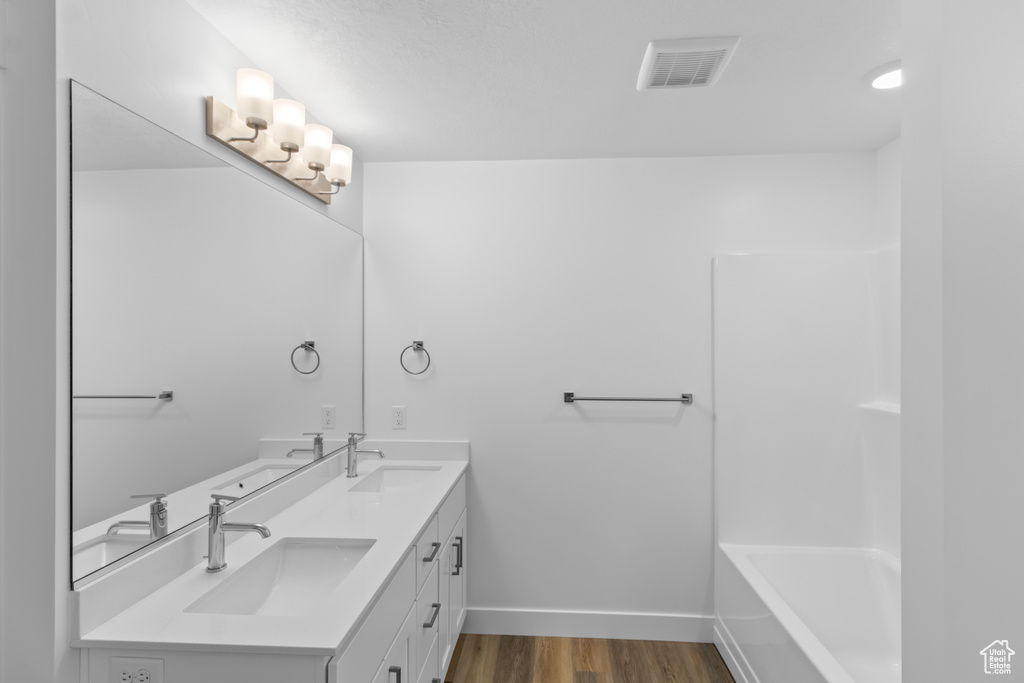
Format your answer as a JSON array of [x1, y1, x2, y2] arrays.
[[268, 99, 305, 162], [232, 68, 273, 140], [321, 144, 353, 195], [865, 60, 902, 90], [206, 69, 352, 204]]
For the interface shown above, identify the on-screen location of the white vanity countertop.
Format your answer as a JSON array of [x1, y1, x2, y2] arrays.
[[72, 458, 468, 656]]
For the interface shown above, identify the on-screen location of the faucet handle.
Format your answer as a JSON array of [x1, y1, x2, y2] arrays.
[[210, 493, 240, 508], [130, 493, 167, 501], [348, 432, 367, 443], [131, 493, 168, 510], [303, 432, 324, 441]]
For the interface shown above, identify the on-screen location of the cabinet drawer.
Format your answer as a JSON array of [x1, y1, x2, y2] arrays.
[[330, 550, 416, 683], [437, 475, 465, 545], [414, 561, 440, 678], [414, 514, 439, 593], [417, 632, 439, 683]]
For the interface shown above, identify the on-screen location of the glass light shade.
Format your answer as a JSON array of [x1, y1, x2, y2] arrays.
[[236, 69, 274, 129], [303, 124, 333, 170], [324, 145, 353, 186], [272, 99, 305, 151]]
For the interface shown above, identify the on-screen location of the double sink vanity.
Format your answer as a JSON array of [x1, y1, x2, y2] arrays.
[[71, 441, 469, 683], [68, 81, 465, 683]]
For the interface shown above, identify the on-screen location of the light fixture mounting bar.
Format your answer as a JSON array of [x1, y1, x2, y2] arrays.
[[205, 96, 333, 204]]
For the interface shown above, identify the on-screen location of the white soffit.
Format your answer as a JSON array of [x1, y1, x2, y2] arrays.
[[185, 0, 901, 162]]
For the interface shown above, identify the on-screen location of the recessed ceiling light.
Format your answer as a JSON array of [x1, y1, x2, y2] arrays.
[[865, 61, 902, 89]]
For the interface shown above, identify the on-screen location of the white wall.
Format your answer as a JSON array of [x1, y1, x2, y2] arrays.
[[714, 253, 888, 550], [72, 167, 362, 529], [363, 153, 883, 639], [903, 1, 1024, 681], [0, 2, 70, 682], [875, 139, 901, 405]]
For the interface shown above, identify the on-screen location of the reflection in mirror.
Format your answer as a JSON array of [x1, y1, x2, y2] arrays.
[[70, 82, 363, 586]]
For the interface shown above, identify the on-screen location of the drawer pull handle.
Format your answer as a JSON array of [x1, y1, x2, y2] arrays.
[[422, 541, 441, 563], [453, 535, 463, 576], [423, 602, 441, 628], [389, 665, 402, 683]]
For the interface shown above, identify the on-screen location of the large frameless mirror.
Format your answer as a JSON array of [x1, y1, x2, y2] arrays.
[[70, 81, 363, 586]]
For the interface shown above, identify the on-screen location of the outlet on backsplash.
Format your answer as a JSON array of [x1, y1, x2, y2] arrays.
[[321, 405, 337, 429], [392, 406, 407, 430]]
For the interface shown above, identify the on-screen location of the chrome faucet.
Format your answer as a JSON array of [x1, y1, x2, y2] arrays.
[[107, 493, 169, 540], [286, 432, 324, 459], [340, 432, 384, 477], [206, 494, 271, 573], [316, 432, 385, 476]]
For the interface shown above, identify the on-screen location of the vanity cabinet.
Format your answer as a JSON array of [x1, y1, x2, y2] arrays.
[[78, 469, 466, 683], [330, 474, 466, 683]]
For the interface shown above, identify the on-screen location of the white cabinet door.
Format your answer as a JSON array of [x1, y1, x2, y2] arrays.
[[372, 604, 417, 683], [449, 510, 467, 638]]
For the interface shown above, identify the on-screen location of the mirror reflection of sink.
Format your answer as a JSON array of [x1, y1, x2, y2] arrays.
[[185, 538, 375, 616], [349, 466, 442, 493], [213, 463, 302, 493], [72, 534, 150, 577]]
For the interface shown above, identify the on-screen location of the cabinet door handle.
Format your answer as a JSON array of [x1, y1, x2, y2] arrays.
[[452, 535, 463, 576], [423, 602, 441, 628], [422, 541, 441, 563], [389, 665, 402, 683]]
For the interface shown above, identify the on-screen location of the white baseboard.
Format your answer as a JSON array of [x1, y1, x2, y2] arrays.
[[463, 608, 714, 642]]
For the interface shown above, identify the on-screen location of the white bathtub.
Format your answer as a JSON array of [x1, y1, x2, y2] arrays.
[[714, 544, 901, 683]]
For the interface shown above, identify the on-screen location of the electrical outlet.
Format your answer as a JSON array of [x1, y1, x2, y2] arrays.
[[321, 405, 336, 429], [110, 658, 163, 683], [392, 405, 407, 430]]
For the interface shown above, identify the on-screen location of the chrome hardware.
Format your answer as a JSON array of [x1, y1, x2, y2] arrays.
[[400, 340, 431, 375], [107, 493, 169, 540], [291, 341, 320, 375], [564, 392, 693, 404], [287, 432, 324, 459], [206, 494, 271, 573], [73, 390, 173, 401], [422, 542, 441, 563]]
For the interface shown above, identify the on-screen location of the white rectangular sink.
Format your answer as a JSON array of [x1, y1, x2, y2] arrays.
[[348, 466, 441, 493], [213, 463, 302, 493], [73, 534, 150, 578], [185, 538, 375, 616]]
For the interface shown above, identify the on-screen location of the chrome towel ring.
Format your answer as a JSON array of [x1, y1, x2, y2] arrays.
[[400, 340, 431, 375], [291, 341, 320, 375]]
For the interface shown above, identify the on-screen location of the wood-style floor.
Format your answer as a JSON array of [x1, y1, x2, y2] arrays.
[[444, 634, 735, 683]]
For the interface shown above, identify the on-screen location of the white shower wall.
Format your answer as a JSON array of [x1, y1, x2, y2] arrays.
[[714, 250, 900, 555]]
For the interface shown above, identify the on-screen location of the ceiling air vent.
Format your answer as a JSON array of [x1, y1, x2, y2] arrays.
[[637, 37, 741, 91]]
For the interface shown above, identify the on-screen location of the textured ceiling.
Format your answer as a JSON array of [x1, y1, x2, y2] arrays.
[[185, 0, 901, 162]]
